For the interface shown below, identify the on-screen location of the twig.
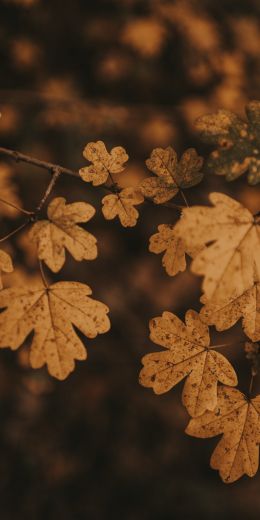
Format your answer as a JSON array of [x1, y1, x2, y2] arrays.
[[0, 220, 29, 242], [0, 197, 33, 216], [36, 167, 62, 213], [0, 146, 185, 211], [0, 146, 79, 178]]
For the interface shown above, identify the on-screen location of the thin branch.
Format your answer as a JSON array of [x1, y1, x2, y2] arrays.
[[36, 167, 62, 212], [0, 147, 79, 178], [0, 197, 33, 216], [0, 220, 29, 243], [0, 146, 185, 211]]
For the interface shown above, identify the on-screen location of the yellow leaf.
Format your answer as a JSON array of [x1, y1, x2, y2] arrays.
[[29, 197, 97, 272], [175, 193, 260, 303], [186, 386, 260, 483], [149, 224, 199, 276], [0, 249, 13, 289], [79, 140, 129, 186], [140, 147, 203, 204], [0, 281, 110, 380], [139, 310, 237, 417], [102, 187, 144, 227]]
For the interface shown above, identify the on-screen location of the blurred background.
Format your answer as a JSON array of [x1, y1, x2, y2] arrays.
[[0, 0, 260, 518]]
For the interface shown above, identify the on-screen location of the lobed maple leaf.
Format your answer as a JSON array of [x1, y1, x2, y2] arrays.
[[79, 140, 129, 186], [186, 386, 260, 483], [139, 310, 237, 417], [0, 249, 13, 289], [174, 192, 260, 304], [0, 281, 110, 380], [102, 187, 144, 227], [149, 224, 200, 276], [195, 100, 260, 185], [200, 282, 260, 342], [29, 197, 97, 272], [140, 147, 203, 204]]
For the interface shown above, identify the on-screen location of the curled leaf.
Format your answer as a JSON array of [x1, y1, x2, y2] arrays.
[[79, 140, 129, 186], [29, 197, 97, 272], [0, 281, 110, 380], [140, 310, 237, 417], [102, 187, 144, 227], [186, 386, 260, 483]]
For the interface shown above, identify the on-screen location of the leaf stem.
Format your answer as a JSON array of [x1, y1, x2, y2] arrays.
[[38, 260, 49, 289]]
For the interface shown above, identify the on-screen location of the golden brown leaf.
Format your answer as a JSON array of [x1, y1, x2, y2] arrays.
[[102, 187, 144, 227], [140, 147, 203, 204], [29, 197, 97, 272], [79, 140, 129, 186], [0, 249, 13, 289], [0, 281, 110, 380], [139, 310, 237, 417], [186, 386, 260, 483], [200, 282, 260, 342], [149, 224, 200, 276], [174, 193, 260, 304]]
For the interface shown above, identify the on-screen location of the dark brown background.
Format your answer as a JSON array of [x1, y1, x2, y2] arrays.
[[0, 0, 260, 518]]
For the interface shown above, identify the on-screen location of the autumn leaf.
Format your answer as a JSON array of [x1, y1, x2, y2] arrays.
[[174, 193, 260, 305], [102, 187, 144, 227], [200, 281, 260, 342], [140, 147, 203, 204], [139, 310, 237, 417], [79, 140, 129, 186], [149, 224, 200, 276], [29, 197, 97, 272], [0, 281, 110, 380], [0, 249, 13, 289], [195, 100, 260, 185], [0, 162, 21, 217], [186, 386, 260, 483]]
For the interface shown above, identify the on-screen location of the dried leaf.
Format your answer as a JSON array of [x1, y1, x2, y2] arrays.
[[149, 224, 200, 276], [0, 281, 110, 380], [186, 386, 260, 483], [195, 101, 260, 185], [79, 140, 129, 186], [102, 187, 144, 227], [140, 147, 203, 204], [139, 310, 237, 417], [29, 197, 97, 272], [200, 282, 260, 342], [0, 249, 13, 289], [174, 193, 260, 305]]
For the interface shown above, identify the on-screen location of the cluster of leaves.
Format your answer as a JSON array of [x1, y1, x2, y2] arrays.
[[0, 101, 259, 483]]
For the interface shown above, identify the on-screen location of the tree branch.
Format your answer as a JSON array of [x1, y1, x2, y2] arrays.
[[0, 146, 184, 211]]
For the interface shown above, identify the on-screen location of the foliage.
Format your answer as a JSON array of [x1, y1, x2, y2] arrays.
[[0, 101, 259, 484]]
